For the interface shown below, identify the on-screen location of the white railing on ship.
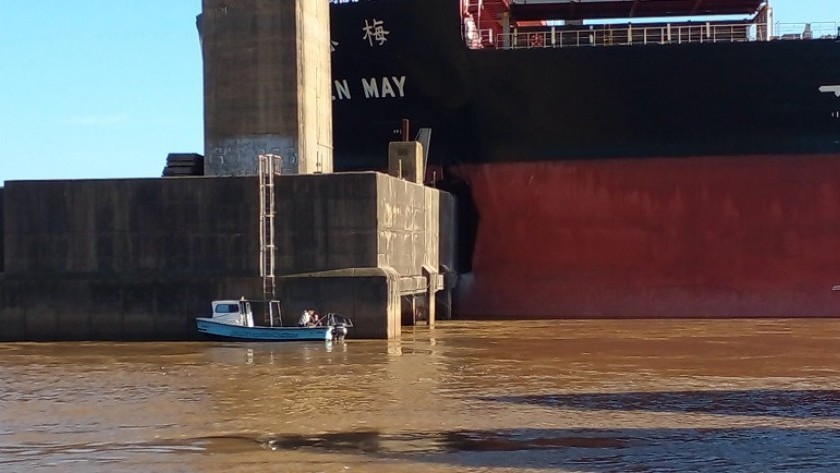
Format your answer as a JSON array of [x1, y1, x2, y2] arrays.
[[494, 22, 840, 49], [479, 28, 495, 46]]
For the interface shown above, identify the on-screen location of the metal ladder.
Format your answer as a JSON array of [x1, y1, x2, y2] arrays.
[[258, 154, 281, 301]]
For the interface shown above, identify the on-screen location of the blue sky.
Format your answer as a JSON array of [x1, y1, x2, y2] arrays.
[[2, 1, 840, 182]]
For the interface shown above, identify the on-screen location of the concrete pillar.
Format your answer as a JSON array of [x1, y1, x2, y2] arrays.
[[436, 264, 454, 320], [422, 265, 438, 327], [199, 0, 333, 176], [388, 142, 425, 184], [401, 295, 417, 326], [279, 267, 401, 340]]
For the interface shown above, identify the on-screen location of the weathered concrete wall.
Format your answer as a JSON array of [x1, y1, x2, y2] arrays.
[[273, 171, 454, 280], [376, 173, 441, 277], [1, 177, 266, 341], [274, 173, 378, 274], [279, 268, 401, 340], [0, 172, 453, 340], [388, 142, 425, 184], [437, 190, 457, 319], [3, 178, 260, 276], [199, 0, 333, 176], [0, 268, 405, 341], [438, 190, 456, 274], [272, 171, 452, 331], [0, 276, 259, 341], [2, 173, 450, 279]]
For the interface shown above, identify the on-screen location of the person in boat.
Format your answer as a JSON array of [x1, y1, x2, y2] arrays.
[[310, 311, 322, 327], [297, 309, 312, 327]]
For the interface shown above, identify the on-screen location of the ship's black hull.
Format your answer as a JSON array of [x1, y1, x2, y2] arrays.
[[331, 0, 840, 167], [330, 0, 840, 318]]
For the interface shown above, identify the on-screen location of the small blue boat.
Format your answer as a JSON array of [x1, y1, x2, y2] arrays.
[[196, 299, 352, 342]]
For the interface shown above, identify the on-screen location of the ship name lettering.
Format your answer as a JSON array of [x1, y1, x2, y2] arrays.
[[362, 75, 406, 99], [332, 76, 407, 101], [333, 79, 352, 100], [362, 18, 390, 47]]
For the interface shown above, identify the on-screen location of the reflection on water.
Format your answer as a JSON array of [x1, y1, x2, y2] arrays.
[[482, 390, 840, 418], [1, 319, 840, 472]]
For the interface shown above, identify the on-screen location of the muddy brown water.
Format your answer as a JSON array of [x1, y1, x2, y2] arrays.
[[2, 319, 840, 472]]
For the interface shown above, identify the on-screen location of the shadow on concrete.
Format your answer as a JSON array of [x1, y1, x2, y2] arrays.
[[477, 389, 840, 419]]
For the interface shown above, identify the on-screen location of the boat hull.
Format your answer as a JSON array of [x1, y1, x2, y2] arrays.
[[323, 0, 840, 318], [196, 318, 334, 341], [454, 154, 840, 318]]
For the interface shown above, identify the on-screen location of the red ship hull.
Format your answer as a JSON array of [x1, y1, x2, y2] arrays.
[[454, 154, 840, 318]]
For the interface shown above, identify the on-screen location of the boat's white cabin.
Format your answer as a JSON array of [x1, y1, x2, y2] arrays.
[[210, 300, 254, 327]]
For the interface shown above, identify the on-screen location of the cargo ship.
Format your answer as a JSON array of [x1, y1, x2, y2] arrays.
[[329, 0, 840, 318]]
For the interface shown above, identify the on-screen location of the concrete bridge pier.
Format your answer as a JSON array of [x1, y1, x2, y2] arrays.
[[280, 268, 402, 340], [395, 265, 448, 328], [271, 172, 455, 340], [280, 264, 451, 338]]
